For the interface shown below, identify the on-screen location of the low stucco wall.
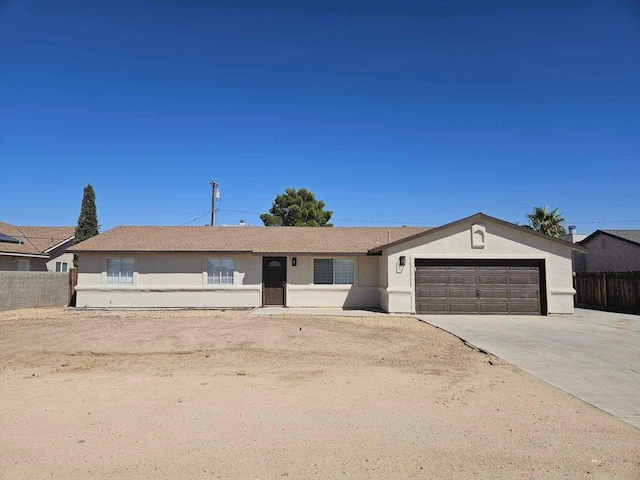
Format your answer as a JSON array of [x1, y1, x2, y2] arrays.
[[0, 272, 69, 310], [286, 284, 379, 308], [75, 285, 261, 309]]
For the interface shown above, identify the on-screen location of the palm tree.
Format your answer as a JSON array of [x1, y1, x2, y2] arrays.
[[526, 206, 567, 237]]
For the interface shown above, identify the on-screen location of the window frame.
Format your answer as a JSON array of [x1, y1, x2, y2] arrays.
[[206, 257, 235, 285], [105, 257, 135, 285], [313, 258, 355, 285], [55, 261, 68, 273]]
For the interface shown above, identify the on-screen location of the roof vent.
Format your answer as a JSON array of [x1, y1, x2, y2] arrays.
[[18, 234, 23, 245], [569, 225, 576, 234]]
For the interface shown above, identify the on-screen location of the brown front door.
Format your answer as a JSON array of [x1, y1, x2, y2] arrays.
[[263, 257, 287, 306]]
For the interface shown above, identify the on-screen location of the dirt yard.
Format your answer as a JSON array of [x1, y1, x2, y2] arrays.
[[0, 308, 638, 479]]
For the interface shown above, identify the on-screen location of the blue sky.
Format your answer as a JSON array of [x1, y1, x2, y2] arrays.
[[1, 0, 639, 233]]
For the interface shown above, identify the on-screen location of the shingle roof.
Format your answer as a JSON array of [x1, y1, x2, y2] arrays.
[[68, 225, 431, 254], [600, 230, 640, 246], [0, 221, 75, 256]]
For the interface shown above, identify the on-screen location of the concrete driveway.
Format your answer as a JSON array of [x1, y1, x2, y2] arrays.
[[418, 308, 640, 429]]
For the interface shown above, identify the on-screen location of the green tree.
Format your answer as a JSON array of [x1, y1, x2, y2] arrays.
[[526, 205, 566, 237], [261, 188, 333, 227], [73, 184, 100, 266]]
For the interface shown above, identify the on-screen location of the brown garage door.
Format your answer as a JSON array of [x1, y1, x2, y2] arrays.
[[415, 262, 542, 315]]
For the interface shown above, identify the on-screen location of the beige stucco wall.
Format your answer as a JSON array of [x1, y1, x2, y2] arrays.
[[76, 252, 261, 308], [76, 252, 381, 309], [46, 252, 74, 272], [286, 255, 379, 308], [581, 234, 640, 272], [381, 219, 576, 315]]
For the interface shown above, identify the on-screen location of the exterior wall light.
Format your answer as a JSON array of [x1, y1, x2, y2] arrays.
[[292, 257, 297, 267], [399, 256, 406, 267]]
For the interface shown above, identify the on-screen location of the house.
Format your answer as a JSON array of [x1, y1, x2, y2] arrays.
[[576, 230, 640, 272], [68, 213, 586, 315], [0, 221, 75, 272], [560, 225, 587, 273]]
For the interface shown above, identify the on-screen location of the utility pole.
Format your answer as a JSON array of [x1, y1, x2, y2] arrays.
[[210, 180, 218, 226]]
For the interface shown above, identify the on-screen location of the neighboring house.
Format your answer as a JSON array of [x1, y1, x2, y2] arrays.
[[560, 226, 587, 273], [68, 213, 586, 315], [576, 230, 640, 272], [0, 221, 75, 272]]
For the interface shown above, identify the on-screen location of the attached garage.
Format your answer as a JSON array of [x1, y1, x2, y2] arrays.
[[370, 213, 585, 315], [415, 259, 546, 315]]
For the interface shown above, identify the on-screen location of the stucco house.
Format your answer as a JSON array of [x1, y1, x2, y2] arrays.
[[576, 230, 640, 272], [0, 221, 75, 272], [68, 213, 585, 315]]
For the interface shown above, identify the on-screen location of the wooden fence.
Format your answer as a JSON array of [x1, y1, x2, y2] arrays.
[[575, 271, 640, 315], [68, 268, 78, 307]]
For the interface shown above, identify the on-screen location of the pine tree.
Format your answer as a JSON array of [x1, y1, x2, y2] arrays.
[[73, 184, 99, 266], [261, 188, 333, 227]]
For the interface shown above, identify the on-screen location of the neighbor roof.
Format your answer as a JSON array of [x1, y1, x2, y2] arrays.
[[0, 221, 75, 257], [579, 229, 640, 247], [68, 225, 431, 255]]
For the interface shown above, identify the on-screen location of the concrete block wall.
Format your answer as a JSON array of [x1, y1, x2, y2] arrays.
[[0, 272, 69, 311]]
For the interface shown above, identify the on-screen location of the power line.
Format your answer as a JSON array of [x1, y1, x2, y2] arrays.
[[180, 211, 212, 226], [569, 219, 640, 225]]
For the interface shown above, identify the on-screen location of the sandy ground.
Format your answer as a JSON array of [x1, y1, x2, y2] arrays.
[[0, 308, 638, 479]]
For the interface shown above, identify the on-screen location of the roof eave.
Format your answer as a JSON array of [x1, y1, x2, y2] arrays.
[[0, 251, 49, 259], [43, 236, 75, 253], [368, 212, 588, 253], [67, 249, 255, 254], [579, 230, 640, 249]]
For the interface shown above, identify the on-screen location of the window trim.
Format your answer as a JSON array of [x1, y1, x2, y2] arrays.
[[206, 256, 236, 286], [312, 257, 356, 285], [55, 261, 68, 273], [104, 256, 135, 286]]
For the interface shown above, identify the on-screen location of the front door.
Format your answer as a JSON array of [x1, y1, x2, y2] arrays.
[[263, 257, 287, 306]]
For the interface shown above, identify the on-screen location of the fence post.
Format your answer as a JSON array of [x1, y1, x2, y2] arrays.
[[603, 272, 608, 310]]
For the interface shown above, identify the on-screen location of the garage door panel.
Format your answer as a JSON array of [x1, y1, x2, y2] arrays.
[[448, 288, 478, 299], [417, 301, 449, 313], [479, 288, 509, 299], [477, 266, 508, 272], [478, 274, 508, 285], [449, 301, 480, 313], [510, 300, 540, 314], [416, 274, 447, 284], [415, 262, 542, 315], [479, 300, 509, 314], [509, 274, 538, 285], [509, 288, 539, 299], [417, 287, 448, 298], [448, 275, 477, 285]]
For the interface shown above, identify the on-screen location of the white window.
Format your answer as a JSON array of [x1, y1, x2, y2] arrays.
[[55, 261, 68, 273], [207, 258, 234, 285], [17, 259, 30, 271], [106, 258, 134, 285], [313, 259, 355, 285]]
